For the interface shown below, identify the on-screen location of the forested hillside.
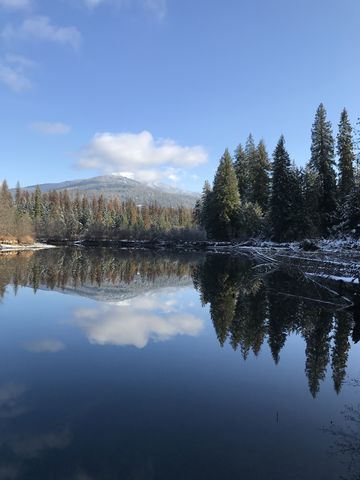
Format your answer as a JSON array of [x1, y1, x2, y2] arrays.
[[20, 175, 199, 209]]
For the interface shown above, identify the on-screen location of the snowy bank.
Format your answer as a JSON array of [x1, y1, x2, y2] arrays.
[[0, 243, 56, 253]]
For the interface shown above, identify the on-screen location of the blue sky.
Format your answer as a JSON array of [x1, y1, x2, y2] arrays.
[[0, 0, 360, 191]]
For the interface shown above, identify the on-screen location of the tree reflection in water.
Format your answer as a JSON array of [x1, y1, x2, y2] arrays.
[[0, 248, 358, 398], [192, 254, 358, 398]]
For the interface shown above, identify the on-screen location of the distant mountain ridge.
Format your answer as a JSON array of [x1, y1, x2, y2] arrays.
[[19, 175, 199, 208]]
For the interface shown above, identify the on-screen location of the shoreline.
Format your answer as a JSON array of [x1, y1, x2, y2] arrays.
[[0, 243, 56, 253]]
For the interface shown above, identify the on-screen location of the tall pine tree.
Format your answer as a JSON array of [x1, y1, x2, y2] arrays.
[[244, 134, 257, 203], [252, 140, 271, 212], [308, 103, 337, 235], [269, 136, 295, 242], [337, 108, 355, 200], [211, 149, 240, 240], [233, 143, 248, 199]]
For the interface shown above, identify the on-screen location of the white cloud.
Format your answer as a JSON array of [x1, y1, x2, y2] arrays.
[[143, 0, 166, 20], [84, 0, 104, 6], [0, 53, 35, 92], [0, 62, 31, 91], [0, 0, 31, 9], [5, 53, 36, 69], [2, 16, 82, 50], [78, 130, 208, 183], [30, 122, 71, 135], [73, 290, 204, 348], [83, 0, 166, 20], [24, 339, 66, 352]]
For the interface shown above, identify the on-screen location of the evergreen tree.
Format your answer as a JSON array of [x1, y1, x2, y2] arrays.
[[33, 186, 43, 219], [308, 103, 337, 235], [0, 180, 13, 208], [244, 134, 257, 202], [355, 117, 360, 180], [269, 136, 294, 242], [15, 182, 22, 210], [331, 312, 352, 394], [340, 183, 360, 236], [288, 165, 307, 239], [337, 108, 355, 200], [303, 167, 320, 237], [304, 308, 333, 398], [0, 180, 15, 239], [211, 149, 240, 240], [252, 140, 271, 212], [198, 180, 213, 234], [234, 143, 248, 199]]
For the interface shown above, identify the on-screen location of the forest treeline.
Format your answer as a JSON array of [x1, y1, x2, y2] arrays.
[[0, 180, 199, 243], [195, 104, 360, 241], [1, 103, 359, 243]]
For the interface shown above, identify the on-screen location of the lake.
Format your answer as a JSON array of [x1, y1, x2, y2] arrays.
[[0, 248, 359, 480]]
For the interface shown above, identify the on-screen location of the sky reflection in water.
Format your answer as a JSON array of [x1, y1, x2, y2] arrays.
[[0, 248, 359, 480]]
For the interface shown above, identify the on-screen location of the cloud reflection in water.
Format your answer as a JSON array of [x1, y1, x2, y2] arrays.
[[73, 289, 204, 348]]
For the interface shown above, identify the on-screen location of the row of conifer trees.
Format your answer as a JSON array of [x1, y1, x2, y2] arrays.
[[0, 181, 198, 242], [195, 104, 360, 241]]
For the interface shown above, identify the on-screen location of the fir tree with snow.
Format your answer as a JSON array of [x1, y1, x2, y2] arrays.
[[269, 136, 296, 242], [211, 149, 241, 240], [337, 108, 355, 200], [308, 103, 337, 235]]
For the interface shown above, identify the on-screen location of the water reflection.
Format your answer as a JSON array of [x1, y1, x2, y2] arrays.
[[0, 248, 358, 398], [325, 379, 360, 479], [0, 383, 28, 419], [0, 248, 360, 479], [73, 292, 204, 348], [193, 254, 358, 397], [24, 340, 66, 353]]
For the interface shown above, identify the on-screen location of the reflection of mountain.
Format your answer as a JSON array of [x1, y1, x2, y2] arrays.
[[0, 248, 198, 303], [42, 275, 193, 303]]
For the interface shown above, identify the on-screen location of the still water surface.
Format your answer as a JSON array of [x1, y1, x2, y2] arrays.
[[0, 248, 359, 479]]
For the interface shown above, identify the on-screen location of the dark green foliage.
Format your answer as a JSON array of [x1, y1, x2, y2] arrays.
[[237, 202, 264, 239], [340, 183, 360, 236], [309, 103, 337, 235], [303, 167, 321, 237], [192, 254, 355, 397], [234, 136, 270, 213], [304, 308, 333, 398], [198, 180, 214, 235], [252, 140, 271, 212], [269, 136, 296, 242], [331, 312, 352, 394], [34, 186, 43, 219], [337, 108, 355, 200], [211, 149, 240, 240], [355, 117, 360, 179], [234, 143, 247, 199], [244, 134, 257, 202]]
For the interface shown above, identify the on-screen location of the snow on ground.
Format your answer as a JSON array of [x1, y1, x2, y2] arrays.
[[0, 243, 56, 252]]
